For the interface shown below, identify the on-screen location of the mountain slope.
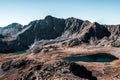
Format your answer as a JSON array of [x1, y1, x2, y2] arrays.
[[0, 16, 120, 53]]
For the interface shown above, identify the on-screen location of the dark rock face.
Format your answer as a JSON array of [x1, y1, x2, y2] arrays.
[[12, 59, 27, 68], [1, 59, 97, 80], [1, 60, 13, 71], [67, 38, 82, 47], [0, 34, 4, 39], [0, 16, 120, 53], [63, 17, 84, 37], [70, 63, 97, 80], [16, 16, 65, 49], [81, 22, 111, 43]]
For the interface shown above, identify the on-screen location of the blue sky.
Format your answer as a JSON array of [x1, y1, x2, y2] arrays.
[[0, 0, 120, 27]]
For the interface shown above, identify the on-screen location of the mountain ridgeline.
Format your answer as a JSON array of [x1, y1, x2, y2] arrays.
[[0, 15, 120, 53], [0, 23, 23, 37]]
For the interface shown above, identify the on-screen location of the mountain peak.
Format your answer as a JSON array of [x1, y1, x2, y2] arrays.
[[45, 15, 56, 20], [0, 23, 23, 36]]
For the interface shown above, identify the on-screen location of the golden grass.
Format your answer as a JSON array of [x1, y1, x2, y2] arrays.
[[0, 53, 26, 66]]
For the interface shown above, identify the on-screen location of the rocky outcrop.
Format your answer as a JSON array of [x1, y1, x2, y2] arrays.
[[1, 59, 97, 80], [1, 60, 13, 71]]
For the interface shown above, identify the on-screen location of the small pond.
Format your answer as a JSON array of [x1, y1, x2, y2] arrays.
[[13, 51, 25, 55], [63, 53, 118, 62]]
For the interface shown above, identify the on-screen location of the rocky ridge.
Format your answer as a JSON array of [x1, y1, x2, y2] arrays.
[[0, 15, 120, 53], [0, 58, 97, 80], [0, 23, 23, 37]]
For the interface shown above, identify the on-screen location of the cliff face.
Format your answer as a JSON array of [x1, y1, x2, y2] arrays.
[[0, 16, 120, 53]]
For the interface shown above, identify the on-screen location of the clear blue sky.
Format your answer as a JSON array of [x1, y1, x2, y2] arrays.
[[0, 0, 120, 27]]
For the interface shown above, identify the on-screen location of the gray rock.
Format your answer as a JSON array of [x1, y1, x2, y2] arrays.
[[0, 23, 23, 37], [1, 60, 12, 71]]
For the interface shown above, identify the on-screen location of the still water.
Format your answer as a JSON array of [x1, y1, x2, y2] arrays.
[[63, 53, 118, 62]]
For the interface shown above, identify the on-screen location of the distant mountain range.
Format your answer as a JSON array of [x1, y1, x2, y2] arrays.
[[0, 23, 23, 37], [0, 15, 120, 53]]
